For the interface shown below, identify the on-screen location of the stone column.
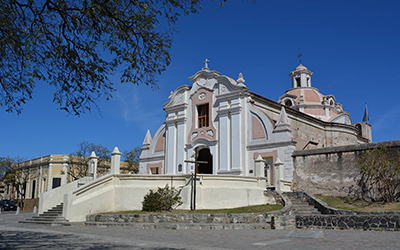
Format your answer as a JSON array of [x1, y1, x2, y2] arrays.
[[88, 151, 98, 179], [111, 147, 121, 175]]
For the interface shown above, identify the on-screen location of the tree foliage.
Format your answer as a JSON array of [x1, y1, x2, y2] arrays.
[[122, 146, 141, 174], [142, 184, 182, 211], [68, 141, 110, 180], [356, 147, 400, 202], [0, 0, 231, 115]]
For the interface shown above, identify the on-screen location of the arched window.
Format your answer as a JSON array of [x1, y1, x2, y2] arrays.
[[356, 124, 362, 136], [285, 100, 292, 107]]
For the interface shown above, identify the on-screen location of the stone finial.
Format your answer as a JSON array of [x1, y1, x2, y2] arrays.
[[274, 157, 283, 166], [111, 147, 121, 175], [143, 130, 152, 146], [255, 154, 264, 162], [237, 72, 246, 87], [88, 151, 98, 179], [276, 107, 289, 125], [274, 107, 291, 133], [111, 147, 121, 155], [255, 155, 266, 178], [89, 151, 98, 159]]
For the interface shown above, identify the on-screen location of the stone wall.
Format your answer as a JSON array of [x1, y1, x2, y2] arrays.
[[87, 213, 274, 224], [291, 192, 400, 231], [292, 140, 400, 196], [296, 214, 400, 231]]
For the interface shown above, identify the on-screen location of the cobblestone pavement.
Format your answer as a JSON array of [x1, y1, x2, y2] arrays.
[[1, 211, 400, 250]]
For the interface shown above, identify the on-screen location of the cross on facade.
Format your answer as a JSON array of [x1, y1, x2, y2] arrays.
[[203, 59, 210, 69], [297, 50, 303, 64], [184, 158, 208, 210]]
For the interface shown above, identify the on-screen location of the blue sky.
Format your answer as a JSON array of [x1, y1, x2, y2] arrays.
[[2, 0, 400, 159]]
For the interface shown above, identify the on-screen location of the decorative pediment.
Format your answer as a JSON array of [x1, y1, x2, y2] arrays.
[[164, 85, 191, 108], [216, 74, 247, 95], [189, 68, 220, 85]]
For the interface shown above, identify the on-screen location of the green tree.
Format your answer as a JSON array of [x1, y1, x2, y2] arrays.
[[0, 0, 233, 115], [356, 146, 400, 202], [68, 141, 110, 180], [122, 147, 141, 174]]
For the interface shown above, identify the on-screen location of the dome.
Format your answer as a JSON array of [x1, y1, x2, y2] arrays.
[[286, 88, 323, 103], [295, 64, 308, 71]]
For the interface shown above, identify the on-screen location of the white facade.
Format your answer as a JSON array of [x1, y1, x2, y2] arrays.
[[139, 64, 372, 191]]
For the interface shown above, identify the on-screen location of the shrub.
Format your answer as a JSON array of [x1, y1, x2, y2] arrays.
[[142, 184, 183, 212]]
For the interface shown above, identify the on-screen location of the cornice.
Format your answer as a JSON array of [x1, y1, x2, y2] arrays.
[[247, 139, 296, 151]]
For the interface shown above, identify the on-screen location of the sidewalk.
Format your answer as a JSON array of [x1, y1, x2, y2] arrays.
[[1, 211, 400, 250]]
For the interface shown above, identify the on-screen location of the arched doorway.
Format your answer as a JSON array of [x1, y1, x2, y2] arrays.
[[197, 148, 213, 174]]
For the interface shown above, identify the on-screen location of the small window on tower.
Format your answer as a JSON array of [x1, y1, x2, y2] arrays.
[[296, 77, 301, 87], [197, 104, 209, 128], [285, 100, 292, 107]]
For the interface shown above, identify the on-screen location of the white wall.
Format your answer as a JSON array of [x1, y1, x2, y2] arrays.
[[62, 174, 272, 222]]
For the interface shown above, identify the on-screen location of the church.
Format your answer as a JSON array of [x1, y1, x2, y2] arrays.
[[139, 61, 372, 191]]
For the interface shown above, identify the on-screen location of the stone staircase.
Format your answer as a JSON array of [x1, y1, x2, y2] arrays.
[[19, 203, 71, 226], [284, 192, 321, 215]]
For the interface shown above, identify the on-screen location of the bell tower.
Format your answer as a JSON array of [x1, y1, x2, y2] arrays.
[[289, 64, 313, 88]]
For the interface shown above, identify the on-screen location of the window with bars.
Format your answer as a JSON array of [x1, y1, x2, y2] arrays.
[[52, 178, 61, 189], [197, 104, 209, 128]]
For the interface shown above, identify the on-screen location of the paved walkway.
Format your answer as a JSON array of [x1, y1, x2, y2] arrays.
[[1, 211, 400, 249]]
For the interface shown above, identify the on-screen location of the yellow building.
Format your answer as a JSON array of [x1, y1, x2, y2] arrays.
[[1, 154, 132, 202]]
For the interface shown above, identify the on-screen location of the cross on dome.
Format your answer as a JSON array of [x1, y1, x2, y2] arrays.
[[297, 49, 303, 64], [203, 59, 210, 69]]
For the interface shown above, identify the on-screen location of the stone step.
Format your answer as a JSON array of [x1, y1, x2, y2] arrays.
[[41, 212, 62, 217], [19, 220, 71, 226], [284, 192, 321, 215], [292, 209, 320, 214], [28, 217, 68, 222], [290, 202, 312, 206], [47, 209, 63, 213], [83, 222, 273, 230], [292, 211, 320, 215], [19, 202, 69, 226], [291, 205, 316, 209]]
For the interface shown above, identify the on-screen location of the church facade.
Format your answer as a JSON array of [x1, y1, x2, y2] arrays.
[[139, 63, 372, 191]]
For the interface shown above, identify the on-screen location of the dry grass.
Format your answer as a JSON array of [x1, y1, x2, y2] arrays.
[[103, 204, 283, 215], [315, 195, 400, 212]]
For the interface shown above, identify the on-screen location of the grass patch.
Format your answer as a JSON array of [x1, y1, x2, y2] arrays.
[[315, 195, 400, 212], [102, 204, 283, 215]]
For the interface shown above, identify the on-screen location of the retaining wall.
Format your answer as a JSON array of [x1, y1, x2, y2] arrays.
[[292, 140, 400, 196]]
